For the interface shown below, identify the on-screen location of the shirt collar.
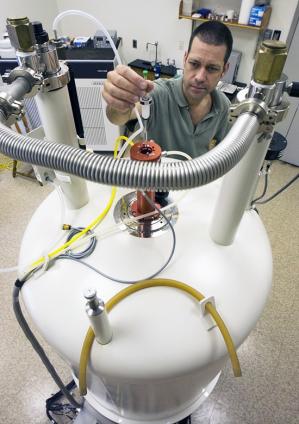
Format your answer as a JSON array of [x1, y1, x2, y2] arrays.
[[172, 77, 189, 108], [172, 76, 222, 113]]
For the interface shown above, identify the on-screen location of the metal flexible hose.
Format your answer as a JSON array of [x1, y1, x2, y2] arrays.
[[0, 113, 259, 191]]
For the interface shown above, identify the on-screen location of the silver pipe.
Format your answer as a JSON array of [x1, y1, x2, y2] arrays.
[[0, 113, 259, 191], [3, 77, 32, 100]]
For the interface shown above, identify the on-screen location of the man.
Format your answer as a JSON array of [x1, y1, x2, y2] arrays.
[[102, 21, 233, 158]]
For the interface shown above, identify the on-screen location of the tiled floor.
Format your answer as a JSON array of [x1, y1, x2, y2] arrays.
[[0, 159, 298, 424]]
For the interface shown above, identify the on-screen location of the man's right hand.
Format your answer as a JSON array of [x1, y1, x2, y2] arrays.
[[102, 64, 154, 113]]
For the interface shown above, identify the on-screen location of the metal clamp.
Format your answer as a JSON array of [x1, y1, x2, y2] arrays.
[[270, 100, 289, 123], [3, 66, 43, 97], [230, 98, 268, 123], [0, 91, 24, 125], [229, 98, 284, 133], [257, 101, 289, 133]]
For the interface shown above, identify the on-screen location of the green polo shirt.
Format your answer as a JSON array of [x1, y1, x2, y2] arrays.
[[145, 77, 230, 158]]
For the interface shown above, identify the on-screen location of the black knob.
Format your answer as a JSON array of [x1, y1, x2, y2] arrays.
[[289, 82, 299, 97], [32, 21, 49, 44]]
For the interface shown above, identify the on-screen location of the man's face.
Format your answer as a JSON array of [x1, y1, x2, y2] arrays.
[[183, 37, 229, 104]]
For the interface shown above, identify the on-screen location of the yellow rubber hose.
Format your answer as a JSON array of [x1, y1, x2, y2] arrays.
[[79, 278, 241, 396]]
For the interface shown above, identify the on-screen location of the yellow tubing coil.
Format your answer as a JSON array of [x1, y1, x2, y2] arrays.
[[79, 278, 242, 396]]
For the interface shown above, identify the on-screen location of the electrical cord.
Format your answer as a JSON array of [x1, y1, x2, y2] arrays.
[[12, 279, 83, 409], [64, 227, 97, 259], [57, 192, 176, 284], [254, 172, 299, 205], [251, 162, 271, 204]]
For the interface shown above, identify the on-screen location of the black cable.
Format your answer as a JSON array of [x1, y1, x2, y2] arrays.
[[251, 162, 271, 204], [12, 282, 83, 409], [46, 379, 77, 407], [64, 226, 97, 259], [254, 172, 299, 205]]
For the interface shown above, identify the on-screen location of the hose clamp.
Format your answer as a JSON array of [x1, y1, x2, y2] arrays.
[[2, 66, 43, 98], [229, 98, 277, 133], [0, 91, 24, 126], [255, 101, 290, 133], [269, 100, 289, 124], [230, 98, 268, 122], [41, 62, 70, 92]]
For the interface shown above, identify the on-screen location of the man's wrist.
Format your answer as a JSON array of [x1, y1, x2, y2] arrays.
[[106, 106, 132, 125]]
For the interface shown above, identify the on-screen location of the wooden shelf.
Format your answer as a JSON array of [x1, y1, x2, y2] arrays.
[[178, 1, 271, 32]]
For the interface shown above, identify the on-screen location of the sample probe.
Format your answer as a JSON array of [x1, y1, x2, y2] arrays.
[[140, 69, 152, 140]]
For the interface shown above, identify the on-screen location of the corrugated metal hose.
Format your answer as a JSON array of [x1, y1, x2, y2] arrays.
[[0, 113, 259, 191]]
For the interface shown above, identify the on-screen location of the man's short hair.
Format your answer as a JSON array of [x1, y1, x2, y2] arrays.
[[188, 21, 233, 64]]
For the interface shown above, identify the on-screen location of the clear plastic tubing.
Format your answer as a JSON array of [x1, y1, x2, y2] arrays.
[[52, 10, 143, 151], [52, 10, 122, 64]]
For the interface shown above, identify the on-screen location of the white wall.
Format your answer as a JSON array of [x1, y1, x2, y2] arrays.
[[55, 0, 299, 82], [0, 0, 59, 39], [2, 0, 298, 84]]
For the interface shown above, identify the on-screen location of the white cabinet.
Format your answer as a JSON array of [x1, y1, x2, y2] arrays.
[[75, 78, 119, 152]]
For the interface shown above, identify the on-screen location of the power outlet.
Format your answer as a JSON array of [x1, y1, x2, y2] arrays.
[[133, 39, 137, 48], [272, 30, 281, 40]]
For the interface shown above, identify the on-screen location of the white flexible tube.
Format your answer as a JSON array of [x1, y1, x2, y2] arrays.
[[163, 150, 193, 161], [51, 179, 66, 229], [117, 111, 144, 158], [52, 10, 144, 146], [41, 180, 69, 253]]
